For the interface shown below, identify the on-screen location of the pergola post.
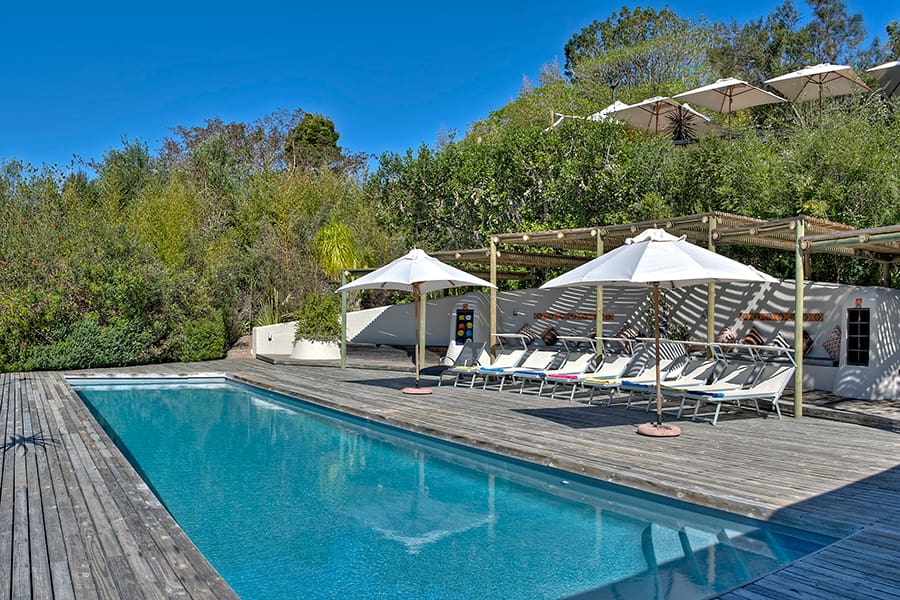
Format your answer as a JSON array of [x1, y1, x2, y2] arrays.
[[594, 229, 604, 352], [794, 219, 805, 418], [706, 215, 717, 343], [489, 237, 498, 358], [340, 270, 348, 369]]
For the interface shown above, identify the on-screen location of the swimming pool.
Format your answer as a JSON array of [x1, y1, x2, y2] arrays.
[[72, 377, 832, 599]]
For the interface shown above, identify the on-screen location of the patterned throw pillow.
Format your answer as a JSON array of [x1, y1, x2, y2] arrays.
[[742, 327, 764, 345], [823, 326, 841, 364], [517, 323, 537, 345], [540, 325, 558, 346]]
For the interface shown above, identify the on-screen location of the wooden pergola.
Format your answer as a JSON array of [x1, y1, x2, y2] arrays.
[[434, 212, 900, 417]]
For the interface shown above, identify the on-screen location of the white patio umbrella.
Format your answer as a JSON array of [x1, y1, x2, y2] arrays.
[[540, 228, 776, 436], [586, 100, 630, 122], [611, 96, 714, 138], [867, 61, 900, 98], [764, 63, 870, 106], [336, 248, 495, 394], [674, 77, 786, 127]]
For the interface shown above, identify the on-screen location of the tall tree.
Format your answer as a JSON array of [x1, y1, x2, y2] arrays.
[[804, 0, 866, 65], [284, 113, 342, 171], [563, 7, 715, 101], [709, 1, 809, 82], [888, 21, 900, 58]]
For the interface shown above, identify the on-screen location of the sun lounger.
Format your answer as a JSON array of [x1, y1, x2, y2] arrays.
[[451, 334, 528, 388], [681, 361, 796, 425], [620, 352, 725, 412], [479, 346, 560, 391], [437, 340, 490, 387], [545, 339, 638, 401], [513, 349, 596, 395], [585, 341, 687, 408]]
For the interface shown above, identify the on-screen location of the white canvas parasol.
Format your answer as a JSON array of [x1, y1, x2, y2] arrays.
[[867, 61, 900, 98], [336, 248, 495, 393], [611, 96, 714, 138], [540, 228, 776, 435], [586, 100, 631, 122], [764, 63, 870, 105], [674, 77, 785, 126]]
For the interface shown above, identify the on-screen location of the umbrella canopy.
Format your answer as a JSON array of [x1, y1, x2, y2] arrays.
[[867, 60, 900, 98], [674, 77, 785, 121], [541, 228, 776, 433], [764, 63, 870, 103], [586, 100, 630, 122], [336, 248, 495, 391], [611, 96, 714, 138]]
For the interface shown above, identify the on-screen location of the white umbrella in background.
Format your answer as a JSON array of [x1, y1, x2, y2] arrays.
[[764, 63, 870, 106], [867, 61, 900, 98], [541, 228, 776, 436], [336, 248, 495, 394], [611, 96, 714, 138], [587, 100, 631, 122], [674, 77, 786, 127]]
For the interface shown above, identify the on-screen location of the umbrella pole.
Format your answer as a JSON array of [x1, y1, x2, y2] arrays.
[[654, 284, 662, 426], [637, 282, 680, 437], [403, 284, 432, 395], [414, 287, 421, 387]]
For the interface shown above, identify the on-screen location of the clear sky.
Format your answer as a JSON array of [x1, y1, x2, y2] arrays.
[[2, 1, 897, 171]]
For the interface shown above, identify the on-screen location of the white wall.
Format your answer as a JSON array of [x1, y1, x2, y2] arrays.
[[251, 322, 297, 356], [343, 281, 900, 400]]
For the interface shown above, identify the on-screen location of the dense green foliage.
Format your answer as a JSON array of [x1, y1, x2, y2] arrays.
[[2, 1, 898, 371], [294, 292, 342, 342], [0, 113, 389, 371]]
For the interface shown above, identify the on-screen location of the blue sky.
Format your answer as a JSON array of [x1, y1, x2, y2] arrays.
[[2, 1, 897, 171]]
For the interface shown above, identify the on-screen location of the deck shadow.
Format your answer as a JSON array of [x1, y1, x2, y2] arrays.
[[513, 405, 645, 429]]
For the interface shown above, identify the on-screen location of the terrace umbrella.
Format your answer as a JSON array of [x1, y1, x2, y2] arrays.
[[674, 77, 786, 127], [540, 228, 776, 436], [611, 96, 715, 138], [867, 61, 900, 98], [336, 248, 495, 394], [586, 100, 630, 122], [764, 63, 870, 107]]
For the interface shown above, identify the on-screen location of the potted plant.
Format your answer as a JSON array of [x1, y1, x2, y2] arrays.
[[292, 291, 341, 360]]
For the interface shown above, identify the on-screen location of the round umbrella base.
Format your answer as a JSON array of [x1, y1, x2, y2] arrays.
[[402, 387, 433, 395], [637, 422, 681, 437]]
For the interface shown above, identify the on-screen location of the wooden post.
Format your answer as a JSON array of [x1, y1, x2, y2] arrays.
[[794, 219, 805, 418], [595, 230, 604, 353], [490, 237, 498, 360], [340, 270, 348, 369], [707, 216, 717, 343]]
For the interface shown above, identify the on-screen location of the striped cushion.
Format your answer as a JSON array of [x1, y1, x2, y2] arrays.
[[742, 327, 764, 345]]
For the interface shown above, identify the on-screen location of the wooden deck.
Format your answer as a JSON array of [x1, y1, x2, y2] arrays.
[[4, 358, 900, 598]]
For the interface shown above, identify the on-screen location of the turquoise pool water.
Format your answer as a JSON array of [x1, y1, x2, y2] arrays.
[[73, 377, 832, 599]]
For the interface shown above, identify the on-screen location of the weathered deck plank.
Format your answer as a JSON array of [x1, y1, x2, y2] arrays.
[[5, 358, 900, 598]]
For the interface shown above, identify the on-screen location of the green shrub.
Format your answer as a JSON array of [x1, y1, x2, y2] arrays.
[[24, 316, 168, 370], [294, 292, 341, 342], [178, 311, 227, 362]]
